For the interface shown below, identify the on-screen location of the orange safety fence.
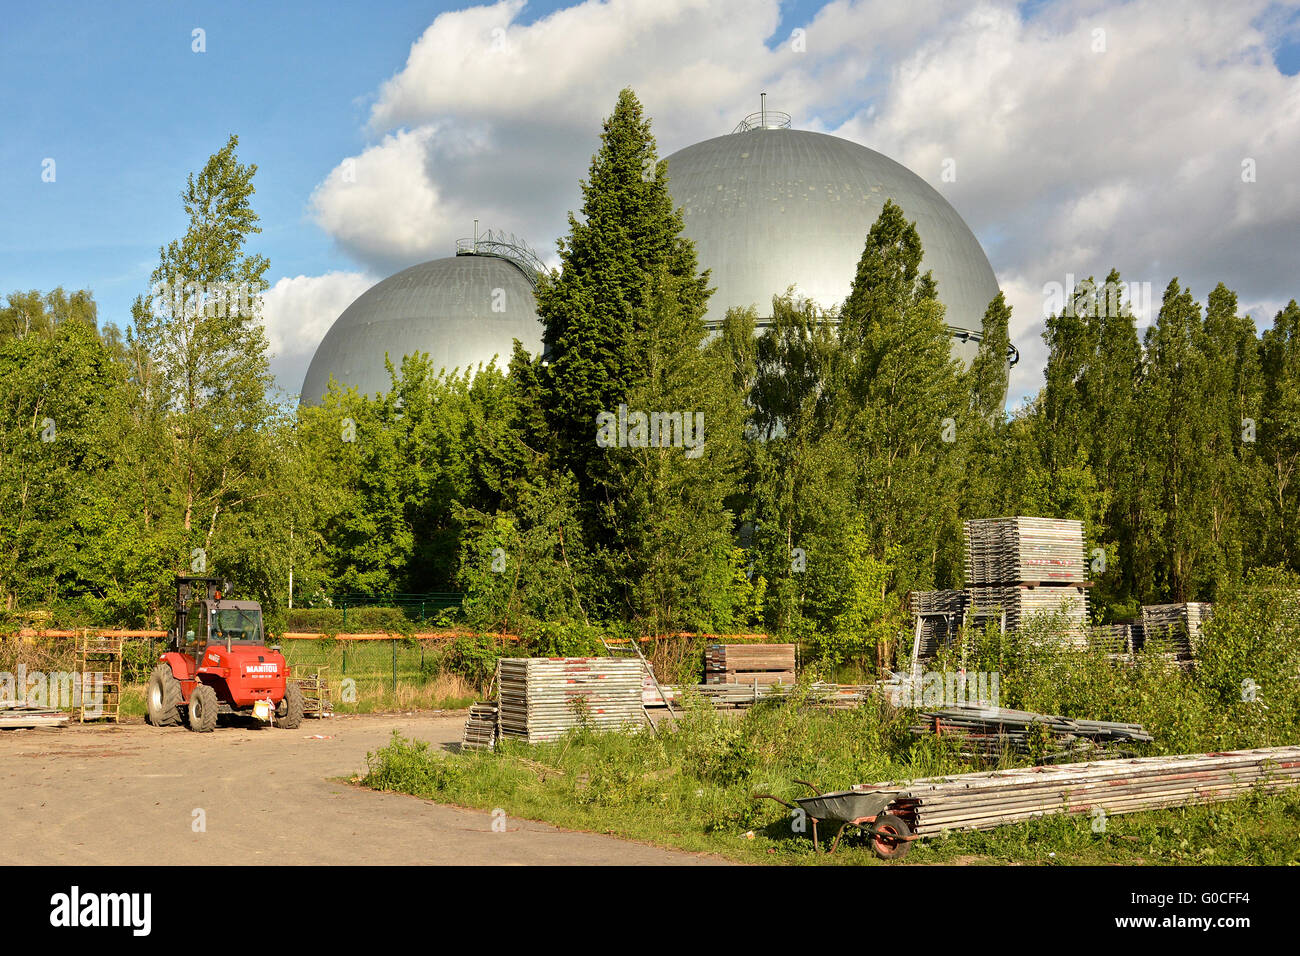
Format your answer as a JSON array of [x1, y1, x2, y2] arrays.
[[8, 629, 773, 643]]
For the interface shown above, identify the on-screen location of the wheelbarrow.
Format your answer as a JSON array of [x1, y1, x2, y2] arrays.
[[754, 780, 915, 859]]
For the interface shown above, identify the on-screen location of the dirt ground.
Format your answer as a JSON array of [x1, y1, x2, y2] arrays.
[[0, 712, 727, 866]]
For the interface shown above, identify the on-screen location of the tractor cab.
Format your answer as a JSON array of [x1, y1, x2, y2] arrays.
[[173, 576, 265, 650], [180, 599, 266, 660]]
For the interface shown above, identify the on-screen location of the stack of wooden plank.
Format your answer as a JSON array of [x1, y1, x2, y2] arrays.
[[857, 745, 1300, 836], [462, 702, 497, 750], [497, 658, 645, 743], [704, 643, 796, 686], [0, 701, 68, 730], [964, 517, 1088, 585], [1141, 603, 1214, 657]]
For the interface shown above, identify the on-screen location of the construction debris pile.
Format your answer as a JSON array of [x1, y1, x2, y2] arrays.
[[705, 643, 795, 686], [857, 745, 1300, 836], [910, 705, 1152, 761], [497, 658, 645, 743]]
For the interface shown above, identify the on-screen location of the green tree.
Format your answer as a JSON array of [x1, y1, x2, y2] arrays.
[[0, 288, 98, 342], [535, 88, 711, 521], [127, 134, 274, 574], [603, 265, 747, 632], [1257, 300, 1300, 569], [966, 291, 1012, 422], [836, 199, 967, 597], [1137, 279, 1214, 601], [747, 293, 850, 634]]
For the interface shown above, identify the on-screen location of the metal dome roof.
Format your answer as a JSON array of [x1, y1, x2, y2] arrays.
[[664, 127, 1002, 365], [298, 253, 542, 405]]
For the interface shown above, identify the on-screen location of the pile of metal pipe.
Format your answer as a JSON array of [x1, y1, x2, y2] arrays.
[[910, 705, 1152, 760], [857, 746, 1300, 836]]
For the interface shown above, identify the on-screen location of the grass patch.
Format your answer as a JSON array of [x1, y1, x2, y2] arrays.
[[358, 687, 1300, 866]]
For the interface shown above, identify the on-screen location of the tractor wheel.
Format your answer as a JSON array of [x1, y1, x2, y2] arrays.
[[187, 683, 219, 733], [869, 814, 913, 861], [276, 682, 304, 729], [146, 664, 184, 727]]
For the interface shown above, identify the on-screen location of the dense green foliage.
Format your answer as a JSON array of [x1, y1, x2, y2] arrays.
[[2, 95, 1298, 686]]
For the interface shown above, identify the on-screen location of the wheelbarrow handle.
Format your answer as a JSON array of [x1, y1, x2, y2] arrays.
[[792, 779, 822, 795], [751, 793, 798, 811]]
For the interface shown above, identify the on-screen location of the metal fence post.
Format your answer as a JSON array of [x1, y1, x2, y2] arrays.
[[392, 639, 398, 698]]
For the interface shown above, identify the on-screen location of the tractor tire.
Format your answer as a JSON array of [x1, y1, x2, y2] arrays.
[[276, 682, 304, 729], [146, 664, 184, 727], [187, 683, 219, 733]]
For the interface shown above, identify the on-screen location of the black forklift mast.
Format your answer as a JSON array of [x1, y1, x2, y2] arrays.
[[172, 575, 230, 650]]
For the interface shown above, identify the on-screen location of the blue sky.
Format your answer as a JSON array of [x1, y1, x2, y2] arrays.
[[3, 0, 1299, 403], [1, 1, 444, 320], [0, 0, 830, 319]]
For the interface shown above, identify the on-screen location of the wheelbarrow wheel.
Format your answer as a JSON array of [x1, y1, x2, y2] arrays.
[[869, 814, 912, 860]]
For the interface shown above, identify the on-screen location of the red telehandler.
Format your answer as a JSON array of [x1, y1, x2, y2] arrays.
[[146, 575, 303, 732]]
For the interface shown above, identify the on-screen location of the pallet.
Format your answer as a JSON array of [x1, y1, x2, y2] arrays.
[[704, 643, 796, 685]]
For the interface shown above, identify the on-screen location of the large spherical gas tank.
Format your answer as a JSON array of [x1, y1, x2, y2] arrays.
[[664, 126, 1001, 366], [299, 254, 541, 404]]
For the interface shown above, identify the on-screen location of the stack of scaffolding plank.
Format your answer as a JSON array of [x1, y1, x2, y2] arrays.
[[704, 643, 796, 686], [857, 745, 1300, 836], [497, 658, 645, 743], [0, 701, 68, 730], [964, 517, 1088, 585], [1088, 624, 1133, 654], [907, 590, 968, 662], [1141, 603, 1214, 658], [462, 702, 498, 750], [966, 585, 1089, 640], [963, 517, 1090, 645]]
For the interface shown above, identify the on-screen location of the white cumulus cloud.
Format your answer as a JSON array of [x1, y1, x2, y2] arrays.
[[295, 0, 1300, 406], [260, 271, 376, 397]]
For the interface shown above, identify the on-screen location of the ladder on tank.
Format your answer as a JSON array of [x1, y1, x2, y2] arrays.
[[599, 634, 677, 733]]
